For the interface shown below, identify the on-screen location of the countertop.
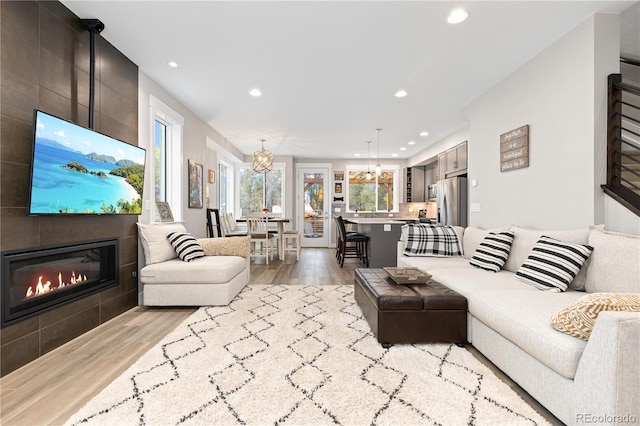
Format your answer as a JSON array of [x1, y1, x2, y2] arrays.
[[344, 217, 438, 225], [344, 218, 411, 225]]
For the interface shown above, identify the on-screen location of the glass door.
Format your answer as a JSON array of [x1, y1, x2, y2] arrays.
[[297, 166, 330, 248]]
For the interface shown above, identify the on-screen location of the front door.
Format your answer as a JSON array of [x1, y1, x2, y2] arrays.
[[297, 165, 330, 248]]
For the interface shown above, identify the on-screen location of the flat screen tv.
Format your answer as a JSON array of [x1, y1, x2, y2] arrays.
[[28, 110, 147, 215]]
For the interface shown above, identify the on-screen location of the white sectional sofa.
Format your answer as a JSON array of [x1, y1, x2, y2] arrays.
[[137, 223, 250, 306], [397, 225, 640, 426]]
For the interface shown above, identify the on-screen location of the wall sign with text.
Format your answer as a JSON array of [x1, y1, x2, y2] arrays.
[[500, 125, 529, 172]]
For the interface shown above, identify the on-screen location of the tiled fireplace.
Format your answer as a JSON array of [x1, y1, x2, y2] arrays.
[[1, 239, 119, 328]]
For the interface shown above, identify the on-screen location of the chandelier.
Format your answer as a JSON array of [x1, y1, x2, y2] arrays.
[[252, 139, 274, 172]]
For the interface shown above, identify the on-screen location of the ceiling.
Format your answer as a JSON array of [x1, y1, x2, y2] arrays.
[[61, 1, 635, 160]]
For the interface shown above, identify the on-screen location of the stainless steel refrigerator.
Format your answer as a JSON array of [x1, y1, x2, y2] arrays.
[[436, 177, 467, 226]]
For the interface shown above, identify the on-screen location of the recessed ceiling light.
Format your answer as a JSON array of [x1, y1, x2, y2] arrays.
[[395, 90, 408, 98], [419, 131, 429, 137], [392, 153, 398, 157], [400, 147, 407, 151], [249, 88, 262, 97], [408, 141, 416, 145], [168, 61, 178, 68], [447, 8, 468, 24], [354, 153, 361, 157]]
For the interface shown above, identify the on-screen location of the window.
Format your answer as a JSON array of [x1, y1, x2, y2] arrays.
[[346, 166, 399, 212], [154, 119, 168, 202], [150, 96, 183, 221], [219, 162, 229, 213], [237, 165, 284, 216]]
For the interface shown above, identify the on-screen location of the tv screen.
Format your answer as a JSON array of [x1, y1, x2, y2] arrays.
[[28, 110, 147, 215]]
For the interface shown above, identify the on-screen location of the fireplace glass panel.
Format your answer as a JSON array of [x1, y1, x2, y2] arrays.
[[2, 239, 118, 327]]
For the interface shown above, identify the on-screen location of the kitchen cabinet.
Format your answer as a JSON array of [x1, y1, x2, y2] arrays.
[[424, 162, 438, 187], [405, 166, 425, 202], [437, 152, 446, 181], [424, 162, 439, 200], [347, 219, 404, 268], [444, 141, 468, 177]]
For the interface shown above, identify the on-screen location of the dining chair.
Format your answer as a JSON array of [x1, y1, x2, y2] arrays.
[[282, 229, 301, 261], [222, 212, 248, 237], [246, 213, 277, 264], [206, 208, 223, 238]]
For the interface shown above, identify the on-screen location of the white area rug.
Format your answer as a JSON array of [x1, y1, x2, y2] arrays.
[[65, 285, 550, 425]]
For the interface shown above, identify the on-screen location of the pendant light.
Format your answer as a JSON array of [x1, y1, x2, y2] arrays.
[[375, 128, 382, 177], [251, 139, 274, 172], [365, 141, 372, 180]]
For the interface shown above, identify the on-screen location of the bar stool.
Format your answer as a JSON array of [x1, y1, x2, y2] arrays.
[[282, 230, 301, 261], [336, 216, 369, 268]]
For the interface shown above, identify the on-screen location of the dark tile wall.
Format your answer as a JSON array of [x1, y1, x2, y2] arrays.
[[0, 1, 140, 376]]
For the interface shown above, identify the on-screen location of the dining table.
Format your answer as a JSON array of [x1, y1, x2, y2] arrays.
[[236, 216, 290, 260]]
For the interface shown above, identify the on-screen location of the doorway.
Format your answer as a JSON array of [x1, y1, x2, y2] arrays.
[[296, 165, 331, 248]]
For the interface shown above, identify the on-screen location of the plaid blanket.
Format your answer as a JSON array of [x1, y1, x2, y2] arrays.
[[403, 224, 463, 257]]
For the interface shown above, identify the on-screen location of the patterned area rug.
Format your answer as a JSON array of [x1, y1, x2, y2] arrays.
[[65, 285, 550, 425]]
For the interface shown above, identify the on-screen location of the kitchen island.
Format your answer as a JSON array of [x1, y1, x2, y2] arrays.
[[344, 218, 407, 268]]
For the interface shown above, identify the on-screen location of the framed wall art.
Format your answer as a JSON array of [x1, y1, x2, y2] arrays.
[[188, 159, 203, 208], [155, 201, 174, 222], [500, 125, 529, 172], [334, 171, 344, 181], [335, 182, 342, 193], [208, 169, 215, 183]]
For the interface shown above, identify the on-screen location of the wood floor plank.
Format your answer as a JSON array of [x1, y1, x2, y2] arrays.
[[0, 248, 560, 425]]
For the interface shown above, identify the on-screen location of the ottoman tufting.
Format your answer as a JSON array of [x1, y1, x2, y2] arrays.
[[354, 268, 467, 347]]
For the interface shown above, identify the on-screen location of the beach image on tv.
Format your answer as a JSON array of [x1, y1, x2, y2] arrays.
[[29, 111, 146, 214]]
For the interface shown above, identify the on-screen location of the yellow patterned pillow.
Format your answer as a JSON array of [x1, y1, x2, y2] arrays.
[[197, 236, 250, 258], [551, 293, 640, 340]]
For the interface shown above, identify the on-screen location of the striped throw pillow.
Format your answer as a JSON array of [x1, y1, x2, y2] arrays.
[[551, 293, 640, 340], [469, 231, 514, 272], [167, 232, 205, 262], [515, 236, 593, 292]]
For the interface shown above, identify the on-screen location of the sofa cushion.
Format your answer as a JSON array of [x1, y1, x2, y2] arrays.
[[504, 226, 592, 290], [585, 227, 640, 293], [402, 224, 462, 257], [551, 293, 640, 340], [167, 232, 205, 262], [515, 236, 593, 292], [469, 288, 587, 379], [137, 223, 187, 264], [469, 231, 514, 272], [140, 256, 247, 284], [197, 236, 250, 257], [427, 267, 532, 298]]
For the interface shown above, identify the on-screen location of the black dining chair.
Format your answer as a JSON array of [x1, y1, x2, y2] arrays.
[[206, 208, 223, 238], [335, 216, 369, 268]]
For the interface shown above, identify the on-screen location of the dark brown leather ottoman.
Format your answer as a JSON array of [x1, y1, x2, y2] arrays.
[[354, 268, 467, 347]]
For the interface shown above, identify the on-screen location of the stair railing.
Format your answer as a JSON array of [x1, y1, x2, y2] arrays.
[[604, 57, 640, 217]]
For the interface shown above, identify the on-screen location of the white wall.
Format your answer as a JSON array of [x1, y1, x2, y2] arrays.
[[463, 14, 626, 230], [138, 71, 236, 237]]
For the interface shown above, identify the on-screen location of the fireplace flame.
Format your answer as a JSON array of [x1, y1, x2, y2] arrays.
[[25, 271, 88, 299]]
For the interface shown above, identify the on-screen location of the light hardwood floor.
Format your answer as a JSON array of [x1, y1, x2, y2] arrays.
[[0, 248, 561, 425]]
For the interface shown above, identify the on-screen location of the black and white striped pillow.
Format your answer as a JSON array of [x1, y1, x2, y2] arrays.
[[469, 231, 514, 272], [166, 232, 205, 262], [515, 236, 593, 292]]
